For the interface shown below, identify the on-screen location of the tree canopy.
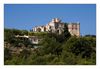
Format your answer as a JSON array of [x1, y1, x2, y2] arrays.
[[4, 28, 96, 65]]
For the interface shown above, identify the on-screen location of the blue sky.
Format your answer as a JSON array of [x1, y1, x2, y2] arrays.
[[4, 4, 96, 35]]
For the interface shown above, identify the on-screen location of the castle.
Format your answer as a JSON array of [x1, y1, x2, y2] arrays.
[[15, 18, 80, 45], [32, 18, 80, 36]]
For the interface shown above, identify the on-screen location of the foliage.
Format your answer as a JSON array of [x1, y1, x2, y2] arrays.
[[28, 32, 48, 36], [39, 36, 62, 55], [4, 28, 96, 65], [62, 37, 96, 58], [4, 48, 11, 61], [62, 23, 71, 40]]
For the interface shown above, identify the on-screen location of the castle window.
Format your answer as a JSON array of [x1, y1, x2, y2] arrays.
[[37, 28, 41, 32], [49, 26, 51, 29], [44, 27, 46, 31], [72, 25, 74, 30], [75, 25, 77, 30], [57, 30, 59, 33]]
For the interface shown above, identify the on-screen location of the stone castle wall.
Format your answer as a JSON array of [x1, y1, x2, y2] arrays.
[[32, 18, 80, 36]]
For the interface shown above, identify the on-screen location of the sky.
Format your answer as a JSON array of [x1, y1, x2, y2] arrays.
[[4, 4, 96, 35]]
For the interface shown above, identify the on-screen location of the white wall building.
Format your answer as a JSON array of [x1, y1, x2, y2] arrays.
[[32, 18, 80, 36]]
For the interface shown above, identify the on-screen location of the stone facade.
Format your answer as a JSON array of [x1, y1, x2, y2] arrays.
[[32, 18, 80, 36]]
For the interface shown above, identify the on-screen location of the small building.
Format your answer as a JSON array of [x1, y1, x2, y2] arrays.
[[15, 35, 40, 44], [28, 36, 41, 44]]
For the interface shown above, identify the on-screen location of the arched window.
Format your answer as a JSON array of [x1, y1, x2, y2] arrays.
[[44, 27, 46, 31], [37, 28, 41, 32]]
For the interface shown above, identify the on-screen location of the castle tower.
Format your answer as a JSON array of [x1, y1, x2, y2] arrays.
[[32, 18, 80, 37], [51, 18, 61, 23], [68, 23, 80, 37]]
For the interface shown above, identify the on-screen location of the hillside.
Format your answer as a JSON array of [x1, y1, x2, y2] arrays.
[[4, 28, 96, 65]]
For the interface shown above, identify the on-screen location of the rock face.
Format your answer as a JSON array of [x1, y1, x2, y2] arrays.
[[32, 18, 80, 37]]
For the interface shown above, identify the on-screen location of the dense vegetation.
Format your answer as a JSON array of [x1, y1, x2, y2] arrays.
[[4, 28, 96, 65]]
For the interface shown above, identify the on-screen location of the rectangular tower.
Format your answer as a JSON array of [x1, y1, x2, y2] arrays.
[[68, 23, 80, 37]]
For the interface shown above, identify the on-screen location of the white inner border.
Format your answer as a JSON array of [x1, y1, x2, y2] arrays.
[[0, 0, 100, 69]]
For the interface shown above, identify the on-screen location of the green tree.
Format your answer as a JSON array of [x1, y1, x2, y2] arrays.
[[4, 48, 11, 61], [62, 36, 96, 60], [62, 23, 71, 40], [40, 36, 62, 55]]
